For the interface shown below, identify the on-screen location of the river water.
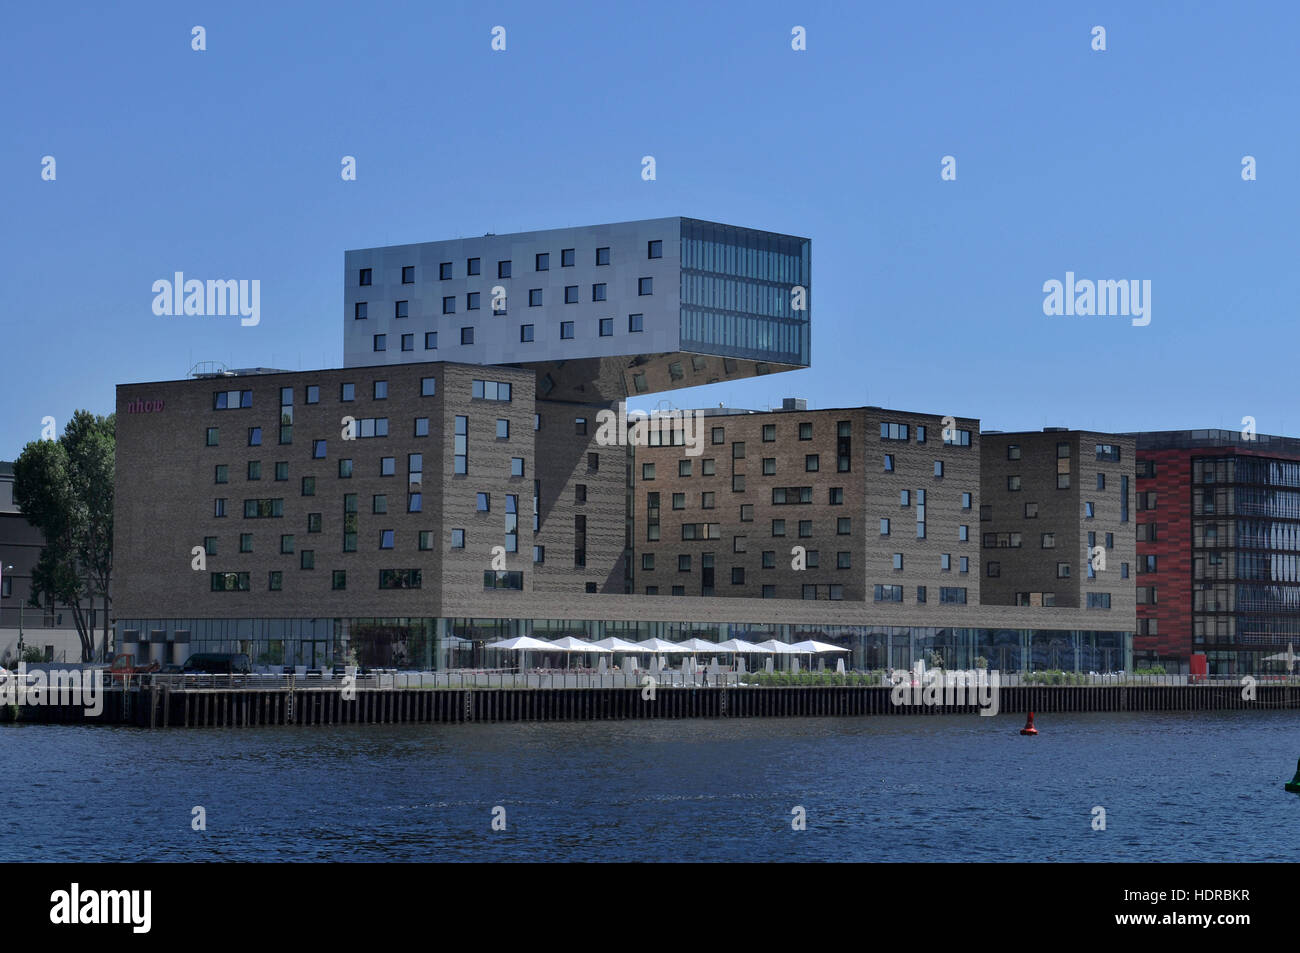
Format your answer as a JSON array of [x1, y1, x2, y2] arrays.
[[3, 710, 1298, 862]]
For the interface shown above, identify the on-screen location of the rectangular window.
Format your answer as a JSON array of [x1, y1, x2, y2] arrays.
[[441, 262, 454, 280], [403, 265, 416, 283], [359, 268, 371, 286], [596, 247, 610, 265], [467, 257, 480, 276], [498, 260, 511, 278], [648, 240, 662, 259], [592, 283, 607, 302]]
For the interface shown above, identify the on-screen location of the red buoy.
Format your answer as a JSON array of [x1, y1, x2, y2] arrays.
[[1020, 711, 1038, 735]]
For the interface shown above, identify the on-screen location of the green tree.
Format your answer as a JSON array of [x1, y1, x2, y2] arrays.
[[13, 411, 115, 662]]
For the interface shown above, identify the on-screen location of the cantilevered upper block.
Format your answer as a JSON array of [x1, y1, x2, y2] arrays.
[[343, 217, 811, 400]]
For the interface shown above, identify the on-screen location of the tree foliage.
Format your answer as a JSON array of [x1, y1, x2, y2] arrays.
[[12, 411, 115, 662]]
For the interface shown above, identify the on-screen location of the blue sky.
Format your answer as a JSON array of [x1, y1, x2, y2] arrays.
[[3, 0, 1297, 457]]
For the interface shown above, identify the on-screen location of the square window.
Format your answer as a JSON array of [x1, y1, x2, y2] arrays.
[[536, 252, 549, 271], [440, 262, 453, 280], [373, 334, 386, 351], [628, 313, 644, 332], [358, 268, 372, 286], [467, 292, 480, 310], [565, 285, 579, 304], [442, 296, 455, 314], [306, 386, 319, 404], [592, 283, 607, 302], [467, 257, 480, 276], [560, 321, 575, 339], [638, 277, 653, 295], [596, 247, 610, 265], [561, 248, 575, 267], [498, 260, 512, 279], [529, 288, 543, 307], [461, 327, 474, 345], [520, 324, 534, 342], [374, 380, 388, 399], [354, 301, 368, 320], [648, 240, 663, 259], [599, 317, 613, 336]]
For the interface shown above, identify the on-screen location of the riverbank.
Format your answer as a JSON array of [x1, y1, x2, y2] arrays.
[[5, 681, 1296, 728]]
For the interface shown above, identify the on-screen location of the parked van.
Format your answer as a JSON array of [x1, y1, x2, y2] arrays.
[[181, 653, 253, 675]]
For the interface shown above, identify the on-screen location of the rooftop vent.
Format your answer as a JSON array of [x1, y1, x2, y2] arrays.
[[782, 398, 808, 411]]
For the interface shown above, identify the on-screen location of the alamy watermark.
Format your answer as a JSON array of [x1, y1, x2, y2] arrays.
[[0, 664, 104, 717], [595, 406, 705, 457], [152, 273, 260, 326], [1042, 272, 1150, 326], [890, 664, 1000, 716]]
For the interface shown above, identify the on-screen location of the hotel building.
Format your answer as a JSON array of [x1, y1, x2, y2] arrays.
[[111, 218, 1134, 673]]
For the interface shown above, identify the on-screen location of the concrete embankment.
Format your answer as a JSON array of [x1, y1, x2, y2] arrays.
[[5, 682, 1297, 728]]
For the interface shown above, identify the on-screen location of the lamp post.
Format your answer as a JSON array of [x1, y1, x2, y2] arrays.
[[3, 564, 21, 663]]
